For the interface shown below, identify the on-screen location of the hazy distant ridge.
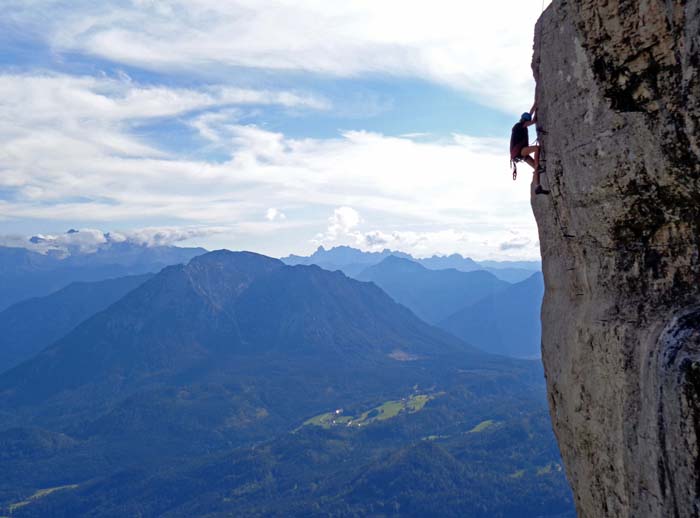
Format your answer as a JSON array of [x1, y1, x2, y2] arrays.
[[283, 245, 540, 282]]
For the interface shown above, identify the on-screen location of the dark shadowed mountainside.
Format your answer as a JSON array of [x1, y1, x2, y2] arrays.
[[0, 251, 570, 517], [0, 274, 153, 374], [439, 273, 544, 358], [0, 251, 491, 423], [357, 256, 510, 324]]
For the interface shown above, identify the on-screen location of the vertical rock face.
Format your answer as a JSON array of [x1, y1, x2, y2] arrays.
[[532, 1, 700, 517]]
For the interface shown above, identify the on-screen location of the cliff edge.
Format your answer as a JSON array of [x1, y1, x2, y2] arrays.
[[532, 1, 700, 517]]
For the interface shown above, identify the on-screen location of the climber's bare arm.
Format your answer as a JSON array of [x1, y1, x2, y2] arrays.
[[526, 102, 538, 126]]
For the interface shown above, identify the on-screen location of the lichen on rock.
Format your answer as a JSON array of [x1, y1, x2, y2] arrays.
[[531, 1, 700, 517]]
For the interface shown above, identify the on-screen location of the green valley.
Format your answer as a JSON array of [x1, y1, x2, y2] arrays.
[[302, 393, 438, 429]]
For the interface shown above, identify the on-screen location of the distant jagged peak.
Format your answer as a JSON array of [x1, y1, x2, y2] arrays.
[[310, 244, 411, 261], [428, 252, 470, 259], [285, 245, 431, 265], [282, 245, 540, 282]]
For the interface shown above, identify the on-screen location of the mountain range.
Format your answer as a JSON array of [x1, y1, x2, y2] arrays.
[[356, 256, 510, 324], [283, 245, 414, 277], [283, 245, 540, 283], [0, 250, 571, 517], [0, 250, 488, 428]]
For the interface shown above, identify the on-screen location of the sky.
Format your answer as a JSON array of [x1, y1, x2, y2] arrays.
[[0, 0, 550, 260]]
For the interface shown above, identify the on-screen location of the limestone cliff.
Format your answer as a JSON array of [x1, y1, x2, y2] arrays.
[[532, 1, 700, 516]]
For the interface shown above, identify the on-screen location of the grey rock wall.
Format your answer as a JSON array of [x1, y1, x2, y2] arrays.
[[531, 1, 700, 516]]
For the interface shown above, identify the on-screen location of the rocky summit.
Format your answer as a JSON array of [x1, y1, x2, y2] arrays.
[[532, 1, 700, 517]]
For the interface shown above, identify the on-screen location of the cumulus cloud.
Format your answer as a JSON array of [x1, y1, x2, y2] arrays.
[[265, 208, 286, 221], [7, 0, 549, 113], [326, 207, 361, 239], [0, 229, 110, 254], [0, 226, 225, 255], [117, 226, 227, 247], [40, 228, 109, 253]]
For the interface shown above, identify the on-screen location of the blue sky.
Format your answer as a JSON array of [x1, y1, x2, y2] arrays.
[[0, 0, 549, 260]]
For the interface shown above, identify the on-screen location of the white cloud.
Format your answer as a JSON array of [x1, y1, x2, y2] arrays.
[[0, 226, 225, 255], [0, 74, 326, 128], [9, 0, 550, 113], [117, 226, 227, 247], [326, 207, 361, 239], [0, 70, 541, 260], [43, 228, 108, 253], [8, 228, 109, 254], [265, 208, 286, 221]]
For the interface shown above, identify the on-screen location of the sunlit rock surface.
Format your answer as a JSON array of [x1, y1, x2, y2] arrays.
[[531, 1, 700, 516]]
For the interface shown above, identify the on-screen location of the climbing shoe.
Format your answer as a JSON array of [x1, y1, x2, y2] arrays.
[[535, 185, 550, 195]]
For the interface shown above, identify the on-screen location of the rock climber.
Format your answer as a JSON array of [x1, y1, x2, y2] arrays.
[[510, 102, 549, 195]]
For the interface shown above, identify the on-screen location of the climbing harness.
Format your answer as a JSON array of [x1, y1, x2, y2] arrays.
[[509, 135, 540, 182]]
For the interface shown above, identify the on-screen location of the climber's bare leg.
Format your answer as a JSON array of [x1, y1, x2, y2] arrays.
[[521, 146, 540, 186]]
